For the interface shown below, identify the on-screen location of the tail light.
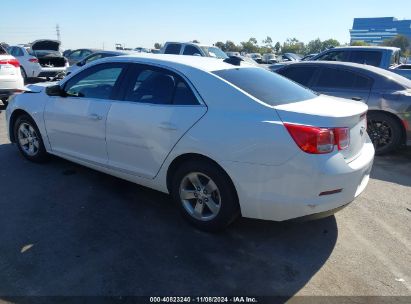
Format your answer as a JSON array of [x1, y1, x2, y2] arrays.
[[29, 58, 39, 63], [0, 58, 20, 68], [284, 123, 350, 154]]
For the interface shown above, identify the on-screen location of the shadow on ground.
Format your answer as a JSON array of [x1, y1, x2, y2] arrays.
[[0, 143, 338, 298], [371, 146, 411, 187]]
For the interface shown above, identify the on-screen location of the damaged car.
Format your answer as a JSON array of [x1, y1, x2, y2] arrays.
[[29, 39, 69, 78]]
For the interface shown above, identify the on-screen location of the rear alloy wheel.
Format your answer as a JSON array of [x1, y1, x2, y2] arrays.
[[14, 115, 49, 162], [1, 98, 8, 107], [367, 112, 402, 155], [171, 160, 240, 232]]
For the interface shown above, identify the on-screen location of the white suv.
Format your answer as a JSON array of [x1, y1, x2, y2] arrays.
[[0, 45, 24, 106], [161, 42, 228, 59]]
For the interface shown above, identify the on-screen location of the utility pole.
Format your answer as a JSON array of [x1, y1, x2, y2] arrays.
[[56, 24, 61, 42]]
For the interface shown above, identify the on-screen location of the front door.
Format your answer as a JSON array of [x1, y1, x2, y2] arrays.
[[44, 62, 128, 164]]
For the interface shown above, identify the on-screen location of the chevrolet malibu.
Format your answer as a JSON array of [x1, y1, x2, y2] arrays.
[[6, 54, 374, 231]]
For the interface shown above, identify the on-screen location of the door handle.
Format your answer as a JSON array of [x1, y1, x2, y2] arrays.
[[159, 122, 178, 131], [88, 113, 103, 121], [352, 97, 363, 101]]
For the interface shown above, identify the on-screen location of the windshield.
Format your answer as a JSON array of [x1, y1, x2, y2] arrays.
[[201, 46, 228, 59], [213, 68, 317, 106]]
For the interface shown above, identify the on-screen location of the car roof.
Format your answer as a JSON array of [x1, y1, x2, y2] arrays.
[[282, 61, 411, 86], [102, 53, 243, 72], [325, 46, 400, 52], [165, 42, 215, 48]]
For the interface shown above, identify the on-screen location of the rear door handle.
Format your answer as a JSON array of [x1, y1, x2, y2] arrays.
[[89, 113, 103, 121], [159, 122, 178, 131], [352, 97, 363, 101]]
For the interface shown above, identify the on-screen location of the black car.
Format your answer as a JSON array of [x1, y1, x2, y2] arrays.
[[276, 61, 411, 154]]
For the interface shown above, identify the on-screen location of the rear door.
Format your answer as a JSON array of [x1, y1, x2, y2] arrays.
[[311, 67, 372, 102], [106, 63, 207, 179]]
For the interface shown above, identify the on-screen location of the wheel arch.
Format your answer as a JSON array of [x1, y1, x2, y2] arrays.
[[8, 109, 32, 143], [368, 109, 407, 144], [166, 153, 239, 204]]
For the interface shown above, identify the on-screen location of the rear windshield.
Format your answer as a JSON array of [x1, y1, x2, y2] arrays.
[[213, 68, 317, 106]]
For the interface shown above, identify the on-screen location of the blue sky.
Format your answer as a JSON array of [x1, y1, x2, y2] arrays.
[[1, 0, 410, 50]]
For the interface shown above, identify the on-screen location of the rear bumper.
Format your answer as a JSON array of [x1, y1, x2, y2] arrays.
[[221, 136, 375, 221]]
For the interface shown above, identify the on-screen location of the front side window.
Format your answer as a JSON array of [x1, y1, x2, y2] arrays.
[[213, 68, 317, 106], [164, 44, 182, 55], [68, 50, 82, 60], [316, 51, 347, 62], [124, 65, 199, 105], [64, 63, 125, 99], [278, 66, 318, 87], [183, 45, 202, 56]]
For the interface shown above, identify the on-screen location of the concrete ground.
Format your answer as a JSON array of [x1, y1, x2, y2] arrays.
[[0, 105, 410, 299]]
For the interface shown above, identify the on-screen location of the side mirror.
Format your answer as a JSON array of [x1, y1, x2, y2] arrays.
[[46, 85, 64, 97], [76, 61, 84, 67]]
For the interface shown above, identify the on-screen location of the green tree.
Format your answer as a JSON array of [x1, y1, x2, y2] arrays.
[[282, 38, 305, 55], [241, 38, 259, 53], [262, 36, 273, 52], [322, 38, 340, 50], [382, 35, 410, 53], [350, 41, 369, 46], [225, 41, 241, 52], [215, 41, 226, 51], [192, 40, 200, 43], [274, 42, 281, 54], [154, 43, 162, 49], [305, 38, 323, 54]]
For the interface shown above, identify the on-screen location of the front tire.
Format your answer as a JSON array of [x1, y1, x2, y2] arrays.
[[171, 160, 240, 232], [13, 114, 49, 162], [367, 112, 402, 155]]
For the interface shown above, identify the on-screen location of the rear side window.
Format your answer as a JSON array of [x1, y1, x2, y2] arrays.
[[213, 68, 317, 106], [316, 68, 372, 90], [124, 65, 199, 105], [278, 66, 317, 86], [350, 51, 382, 67], [164, 44, 182, 55], [316, 51, 347, 62], [183, 45, 201, 56]]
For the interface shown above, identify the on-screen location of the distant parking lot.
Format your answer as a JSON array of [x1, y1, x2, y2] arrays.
[[0, 108, 410, 298]]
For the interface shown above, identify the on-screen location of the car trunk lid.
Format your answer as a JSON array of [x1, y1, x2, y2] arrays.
[[274, 95, 368, 162], [31, 39, 60, 51]]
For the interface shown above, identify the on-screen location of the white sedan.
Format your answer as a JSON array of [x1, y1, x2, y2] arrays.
[[6, 54, 374, 231], [0, 45, 25, 106]]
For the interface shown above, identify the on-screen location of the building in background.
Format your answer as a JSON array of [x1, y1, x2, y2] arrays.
[[350, 17, 411, 45]]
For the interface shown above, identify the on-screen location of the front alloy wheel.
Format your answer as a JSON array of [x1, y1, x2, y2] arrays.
[[17, 122, 40, 157], [14, 114, 49, 162]]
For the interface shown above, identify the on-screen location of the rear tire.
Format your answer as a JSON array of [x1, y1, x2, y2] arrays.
[[13, 114, 49, 163], [171, 160, 240, 232], [367, 112, 402, 155], [20, 67, 27, 83]]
